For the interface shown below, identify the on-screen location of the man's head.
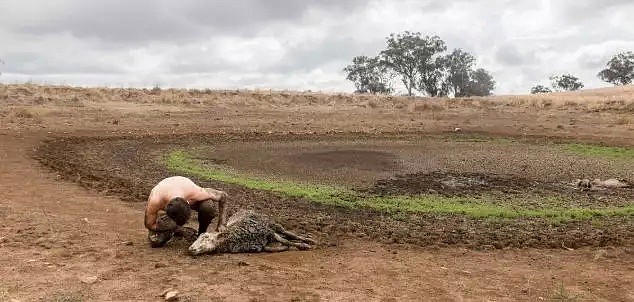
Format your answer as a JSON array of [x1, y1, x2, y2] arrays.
[[166, 197, 191, 225]]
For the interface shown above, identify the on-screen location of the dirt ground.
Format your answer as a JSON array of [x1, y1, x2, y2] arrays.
[[0, 84, 633, 301]]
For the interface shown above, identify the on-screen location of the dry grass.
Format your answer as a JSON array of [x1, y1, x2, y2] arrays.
[[3, 107, 44, 124], [1, 83, 633, 113]]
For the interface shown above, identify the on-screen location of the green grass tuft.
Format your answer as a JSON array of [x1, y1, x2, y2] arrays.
[[165, 150, 634, 221], [563, 143, 634, 160]]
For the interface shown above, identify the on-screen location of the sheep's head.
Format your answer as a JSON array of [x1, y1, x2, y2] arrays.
[[189, 232, 220, 255]]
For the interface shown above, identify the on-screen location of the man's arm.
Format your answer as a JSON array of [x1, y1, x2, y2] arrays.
[[215, 191, 228, 232], [203, 188, 228, 231], [144, 202, 159, 231]]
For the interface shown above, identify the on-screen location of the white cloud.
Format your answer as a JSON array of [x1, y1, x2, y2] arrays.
[[1, 0, 633, 94]]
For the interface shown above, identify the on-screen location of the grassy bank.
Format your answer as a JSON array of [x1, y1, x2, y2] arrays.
[[562, 143, 634, 160], [165, 150, 634, 221]]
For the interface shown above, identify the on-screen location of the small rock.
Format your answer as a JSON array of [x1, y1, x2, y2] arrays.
[[164, 290, 179, 301], [81, 218, 89, 223], [155, 262, 167, 268], [124, 241, 134, 246], [160, 288, 174, 297], [237, 260, 249, 267], [81, 276, 98, 284], [453, 127, 462, 132], [594, 249, 608, 260]]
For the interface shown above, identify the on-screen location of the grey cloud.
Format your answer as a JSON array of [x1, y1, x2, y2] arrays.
[[578, 52, 610, 70], [15, 1, 202, 44], [12, 0, 367, 44], [2, 52, 124, 75], [554, 0, 633, 23], [266, 38, 384, 74], [2, 0, 634, 94], [494, 44, 537, 66]]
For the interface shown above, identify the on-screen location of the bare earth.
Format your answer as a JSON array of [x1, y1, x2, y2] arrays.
[[0, 84, 633, 301]]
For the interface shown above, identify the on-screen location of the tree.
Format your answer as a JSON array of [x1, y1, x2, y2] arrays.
[[415, 36, 448, 97], [530, 85, 552, 94], [465, 68, 495, 96], [380, 31, 446, 96], [597, 51, 634, 86], [343, 56, 393, 94], [550, 74, 584, 91], [445, 49, 476, 97]]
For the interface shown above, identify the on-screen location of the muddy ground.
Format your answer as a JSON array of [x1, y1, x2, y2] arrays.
[[0, 84, 633, 301], [35, 133, 634, 250]]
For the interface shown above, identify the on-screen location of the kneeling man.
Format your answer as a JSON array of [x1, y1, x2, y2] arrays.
[[145, 176, 228, 247]]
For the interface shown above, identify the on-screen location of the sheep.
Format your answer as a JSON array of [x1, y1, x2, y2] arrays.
[[188, 210, 316, 255], [575, 178, 630, 190]]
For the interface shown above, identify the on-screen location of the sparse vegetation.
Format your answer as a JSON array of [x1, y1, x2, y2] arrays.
[[165, 150, 634, 221], [550, 282, 580, 302], [1, 83, 633, 112], [562, 143, 634, 160]]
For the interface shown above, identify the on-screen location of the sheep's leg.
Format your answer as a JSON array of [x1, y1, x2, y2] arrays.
[[273, 233, 311, 250], [272, 223, 317, 244], [263, 245, 290, 253]]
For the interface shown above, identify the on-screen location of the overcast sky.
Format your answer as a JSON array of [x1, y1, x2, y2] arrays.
[[1, 0, 633, 95]]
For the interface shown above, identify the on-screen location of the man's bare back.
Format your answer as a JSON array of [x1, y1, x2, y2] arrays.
[[145, 176, 227, 233]]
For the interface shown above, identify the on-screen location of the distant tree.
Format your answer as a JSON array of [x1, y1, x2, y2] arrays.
[[415, 36, 448, 97], [597, 51, 634, 86], [445, 49, 476, 97], [344, 32, 495, 97], [550, 74, 584, 91], [465, 68, 495, 96], [530, 85, 552, 94], [343, 56, 393, 94], [380, 31, 446, 96]]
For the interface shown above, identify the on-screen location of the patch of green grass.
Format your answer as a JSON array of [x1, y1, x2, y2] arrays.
[[563, 143, 634, 160], [165, 150, 634, 221]]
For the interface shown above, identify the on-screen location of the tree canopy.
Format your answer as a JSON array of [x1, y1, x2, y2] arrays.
[[530, 85, 552, 94], [598, 51, 634, 86], [344, 31, 495, 97], [550, 74, 584, 92], [343, 56, 393, 94]]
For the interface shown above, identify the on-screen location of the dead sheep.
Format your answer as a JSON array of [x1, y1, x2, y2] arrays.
[[575, 178, 630, 189], [592, 178, 629, 188], [189, 210, 315, 255]]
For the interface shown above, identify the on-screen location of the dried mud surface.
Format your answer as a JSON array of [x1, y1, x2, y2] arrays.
[[35, 133, 634, 249]]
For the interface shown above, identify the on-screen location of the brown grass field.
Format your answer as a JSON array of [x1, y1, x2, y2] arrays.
[[0, 83, 633, 301]]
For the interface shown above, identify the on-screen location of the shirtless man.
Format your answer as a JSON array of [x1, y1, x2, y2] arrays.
[[145, 176, 228, 248]]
